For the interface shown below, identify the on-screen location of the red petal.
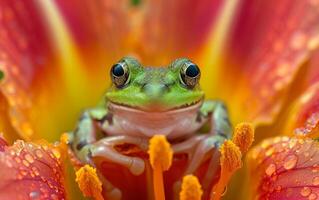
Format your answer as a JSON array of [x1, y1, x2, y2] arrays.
[[0, 1, 52, 139], [0, 1, 105, 141], [283, 50, 319, 137], [0, 139, 66, 200], [221, 0, 319, 125], [248, 137, 319, 200], [55, 0, 223, 65]]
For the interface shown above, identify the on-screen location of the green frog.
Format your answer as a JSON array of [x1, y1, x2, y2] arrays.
[[68, 57, 232, 192]]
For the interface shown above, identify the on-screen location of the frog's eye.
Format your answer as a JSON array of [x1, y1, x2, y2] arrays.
[[110, 62, 129, 88], [180, 62, 200, 88]]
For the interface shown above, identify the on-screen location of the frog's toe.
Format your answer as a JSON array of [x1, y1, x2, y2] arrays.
[[91, 142, 145, 176]]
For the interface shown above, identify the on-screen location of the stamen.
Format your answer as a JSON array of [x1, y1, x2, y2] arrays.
[[179, 175, 203, 200], [211, 140, 242, 200], [232, 123, 255, 153], [75, 165, 104, 200], [148, 135, 173, 200]]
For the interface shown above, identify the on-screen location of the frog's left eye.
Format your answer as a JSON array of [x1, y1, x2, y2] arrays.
[[180, 62, 200, 88], [111, 62, 129, 88]]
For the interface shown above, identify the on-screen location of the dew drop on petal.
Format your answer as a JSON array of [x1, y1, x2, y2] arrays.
[[51, 149, 60, 159], [266, 148, 275, 156], [51, 194, 58, 200], [35, 149, 43, 158], [29, 191, 40, 199], [265, 163, 276, 176], [25, 154, 34, 163], [309, 193, 318, 200], [275, 185, 282, 191], [283, 155, 298, 170], [22, 159, 30, 167], [289, 140, 297, 149], [301, 187, 312, 197], [14, 157, 21, 163]]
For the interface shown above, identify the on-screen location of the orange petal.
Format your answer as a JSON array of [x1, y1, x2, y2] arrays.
[[248, 136, 319, 200], [0, 137, 66, 200], [216, 0, 319, 125], [283, 50, 319, 137]]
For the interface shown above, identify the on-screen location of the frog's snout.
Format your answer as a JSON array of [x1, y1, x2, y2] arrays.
[[142, 83, 168, 99]]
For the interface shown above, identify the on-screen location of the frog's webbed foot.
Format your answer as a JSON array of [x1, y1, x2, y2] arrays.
[[90, 135, 149, 176], [173, 100, 232, 193], [172, 134, 226, 174]]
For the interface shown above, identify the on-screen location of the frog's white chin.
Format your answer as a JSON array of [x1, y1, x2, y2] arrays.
[[104, 101, 206, 139]]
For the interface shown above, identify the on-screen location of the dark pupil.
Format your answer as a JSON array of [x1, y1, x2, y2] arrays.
[[112, 64, 125, 76], [186, 64, 199, 77]]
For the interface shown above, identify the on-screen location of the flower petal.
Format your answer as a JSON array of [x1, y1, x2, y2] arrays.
[[248, 136, 319, 200], [56, 0, 223, 65], [0, 1, 107, 141], [0, 138, 66, 200], [215, 0, 319, 125], [283, 50, 319, 137], [0, 1, 53, 140]]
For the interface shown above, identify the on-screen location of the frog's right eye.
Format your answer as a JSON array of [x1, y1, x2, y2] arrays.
[[110, 62, 129, 88]]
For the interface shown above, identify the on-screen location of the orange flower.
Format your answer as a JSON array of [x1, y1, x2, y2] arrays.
[[0, 1, 319, 200]]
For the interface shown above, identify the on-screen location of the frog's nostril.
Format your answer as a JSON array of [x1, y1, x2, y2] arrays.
[[142, 84, 168, 97]]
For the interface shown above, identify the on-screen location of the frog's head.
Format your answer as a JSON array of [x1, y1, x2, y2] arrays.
[[106, 57, 204, 111]]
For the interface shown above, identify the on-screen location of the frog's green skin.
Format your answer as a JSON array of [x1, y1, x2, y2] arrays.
[[68, 57, 232, 199]]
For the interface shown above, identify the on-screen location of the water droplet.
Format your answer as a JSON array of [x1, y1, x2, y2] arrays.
[[29, 191, 40, 199], [275, 185, 282, 191], [283, 155, 298, 170], [289, 140, 297, 149], [51, 149, 60, 159], [35, 149, 43, 158], [14, 157, 21, 163], [32, 167, 40, 176], [265, 147, 275, 156], [301, 187, 311, 197], [266, 163, 276, 176], [51, 194, 59, 200], [22, 159, 30, 167], [313, 176, 319, 186], [25, 154, 34, 163], [309, 193, 318, 200], [20, 169, 28, 176]]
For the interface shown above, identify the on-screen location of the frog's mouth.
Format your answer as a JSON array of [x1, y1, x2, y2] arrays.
[[108, 99, 203, 113]]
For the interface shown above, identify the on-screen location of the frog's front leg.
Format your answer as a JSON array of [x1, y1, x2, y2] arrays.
[[91, 136, 148, 176], [68, 108, 102, 165], [69, 107, 148, 175], [173, 100, 232, 174]]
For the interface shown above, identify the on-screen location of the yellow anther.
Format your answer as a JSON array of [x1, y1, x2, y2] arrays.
[[232, 123, 255, 154], [220, 140, 242, 173], [180, 175, 203, 200], [211, 140, 242, 200], [148, 135, 173, 200], [148, 135, 173, 171], [75, 165, 104, 200]]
